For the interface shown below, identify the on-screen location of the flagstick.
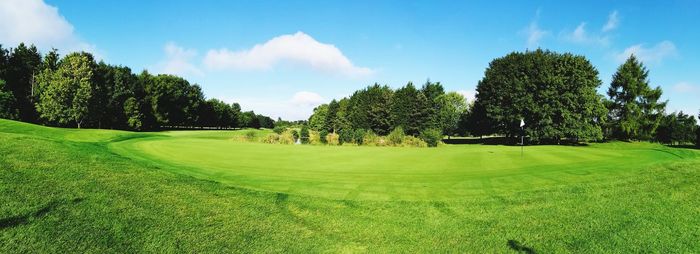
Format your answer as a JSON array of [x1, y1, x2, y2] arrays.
[[521, 127, 523, 158]]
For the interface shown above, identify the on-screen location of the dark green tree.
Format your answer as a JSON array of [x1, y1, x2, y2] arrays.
[[421, 80, 445, 129], [391, 82, 430, 135], [607, 55, 667, 140], [473, 49, 606, 142], [348, 84, 393, 135], [0, 80, 18, 119], [7, 43, 42, 122], [324, 99, 339, 132]]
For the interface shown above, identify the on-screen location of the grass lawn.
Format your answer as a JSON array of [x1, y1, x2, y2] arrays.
[[1, 119, 699, 252]]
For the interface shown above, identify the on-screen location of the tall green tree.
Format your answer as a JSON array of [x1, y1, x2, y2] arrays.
[[35, 52, 95, 128], [7, 43, 42, 122], [324, 99, 339, 132], [473, 49, 606, 142], [607, 55, 667, 140], [348, 84, 394, 135], [391, 82, 430, 135], [308, 104, 328, 131], [436, 91, 468, 137], [421, 80, 445, 129]]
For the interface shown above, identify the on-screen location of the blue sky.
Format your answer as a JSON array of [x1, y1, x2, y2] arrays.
[[2, 0, 699, 120]]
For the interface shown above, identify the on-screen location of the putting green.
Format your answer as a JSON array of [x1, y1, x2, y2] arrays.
[[108, 130, 699, 201]]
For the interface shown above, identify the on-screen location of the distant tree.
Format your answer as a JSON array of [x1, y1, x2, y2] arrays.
[[464, 102, 491, 138], [436, 91, 468, 138], [7, 43, 42, 122], [324, 99, 339, 132], [391, 82, 430, 135], [0, 80, 18, 119], [348, 84, 394, 135], [41, 48, 60, 72], [123, 97, 144, 130], [419, 128, 443, 147], [308, 104, 328, 131], [35, 52, 95, 128], [607, 55, 666, 140], [257, 114, 274, 128], [421, 80, 445, 129], [696, 112, 700, 148], [656, 111, 697, 145], [145, 74, 203, 127]]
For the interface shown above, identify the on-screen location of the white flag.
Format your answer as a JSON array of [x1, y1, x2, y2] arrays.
[[520, 119, 525, 127]]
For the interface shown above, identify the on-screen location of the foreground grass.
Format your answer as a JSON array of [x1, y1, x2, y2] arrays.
[[1, 119, 699, 252]]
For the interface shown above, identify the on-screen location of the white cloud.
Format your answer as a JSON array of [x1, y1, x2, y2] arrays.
[[615, 41, 678, 64], [563, 22, 609, 46], [291, 91, 325, 107], [204, 31, 373, 78], [0, 0, 97, 55], [602, 11, 619, 32], [456, 90, 475, 103], [672, 82, 697, 93], [154, 42, 203, 77], [523, 21, 548, 48], [220, 91, 327, 121]]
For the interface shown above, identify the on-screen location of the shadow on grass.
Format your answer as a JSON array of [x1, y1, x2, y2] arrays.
[[666, 144, 700, 150], [507, 240, 536, 254], [0, 198, 83, 230]]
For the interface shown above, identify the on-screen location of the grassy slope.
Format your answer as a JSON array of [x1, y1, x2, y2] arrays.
[[1, 119, 699, 252]]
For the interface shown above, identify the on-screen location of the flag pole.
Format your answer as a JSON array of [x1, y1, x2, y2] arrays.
[[520, 119, 525, 158]]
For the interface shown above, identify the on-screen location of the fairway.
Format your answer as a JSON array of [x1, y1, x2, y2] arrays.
[[109, 131, 697, 201], [2, 119, 700, 252]]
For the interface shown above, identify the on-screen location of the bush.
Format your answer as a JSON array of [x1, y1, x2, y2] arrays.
[[362, 130, 379, 146], [308, 130, 322, 145], [326, 132, 340, 145], [402, 136, 427, 147], [319, 129, 329, 144], [353, 129, 366, 145], [339, 129, 354, 144], [279, 130, 296, 144], [245, 130, 257, 141], [273, 125, 285, 134], [420, 128, 443, 147], [300, 125, 310, 144], [387, 127, 405, 145], [261, 133, 280, 144]]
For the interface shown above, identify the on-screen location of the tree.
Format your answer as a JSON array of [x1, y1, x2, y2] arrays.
[[607, 55, 667, 140], [308, 104, 328, 131], [391, 82, 430, 135], [145, 74, 203, 127], [656, 111, 697, 145], [7, 43, 42, 122], [0, 80, 18, 119], [123, 97, 144, 130], [348, 84, 394, 135], [473, 49, 607, 143], [436, 91, 468, 138], [324, 99, 339, 132], [35, 52, 95, 128], [421, 80, 445, 129]]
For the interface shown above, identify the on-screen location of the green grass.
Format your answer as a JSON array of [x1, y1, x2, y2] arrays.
[[1, 119, 699, 252]]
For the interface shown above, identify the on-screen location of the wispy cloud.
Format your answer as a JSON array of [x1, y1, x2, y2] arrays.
[[204, 31, 373, 78], [521, 10, 549, 48], [672, 82, 697, 93], [602, 11, 619, 32], [615, 41, 678, 64], [154, 42, 203, 77], [0, 0, 99, 56], [563, 22, 610, 46]]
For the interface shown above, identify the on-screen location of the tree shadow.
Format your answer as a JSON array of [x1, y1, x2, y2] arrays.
[[0, 198, 83, 230], [666, 144, 700, 150], [442, 137, 590, 146], [507, 240, 536, 254]]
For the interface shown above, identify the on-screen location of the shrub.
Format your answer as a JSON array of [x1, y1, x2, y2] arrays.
[[300, 126, 310, 144], [420, 128, 443, 147], [279, 130, 296, 144], [245, 130, 257, 141], [402, 136, 427, 147], [261, 133, 280, 144], [339, 129, 354, 144], [353, 129, 366, 145], [326, 132, 340, 145], [362, 130, 379, 146], [308, 130, 322, 145], [319, 129, 329, 144], [387, 127, 405, 145], [273, 125, 285, 134]]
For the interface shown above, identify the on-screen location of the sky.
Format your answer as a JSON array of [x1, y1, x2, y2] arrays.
[[1, 0, 699, 120]]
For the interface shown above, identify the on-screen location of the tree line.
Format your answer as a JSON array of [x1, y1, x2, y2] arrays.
[[309, 49, 699, 147], [0, 43, 274, 130]]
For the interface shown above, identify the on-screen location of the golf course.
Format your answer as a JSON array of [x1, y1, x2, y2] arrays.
[[2, 118, 699, 252]]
